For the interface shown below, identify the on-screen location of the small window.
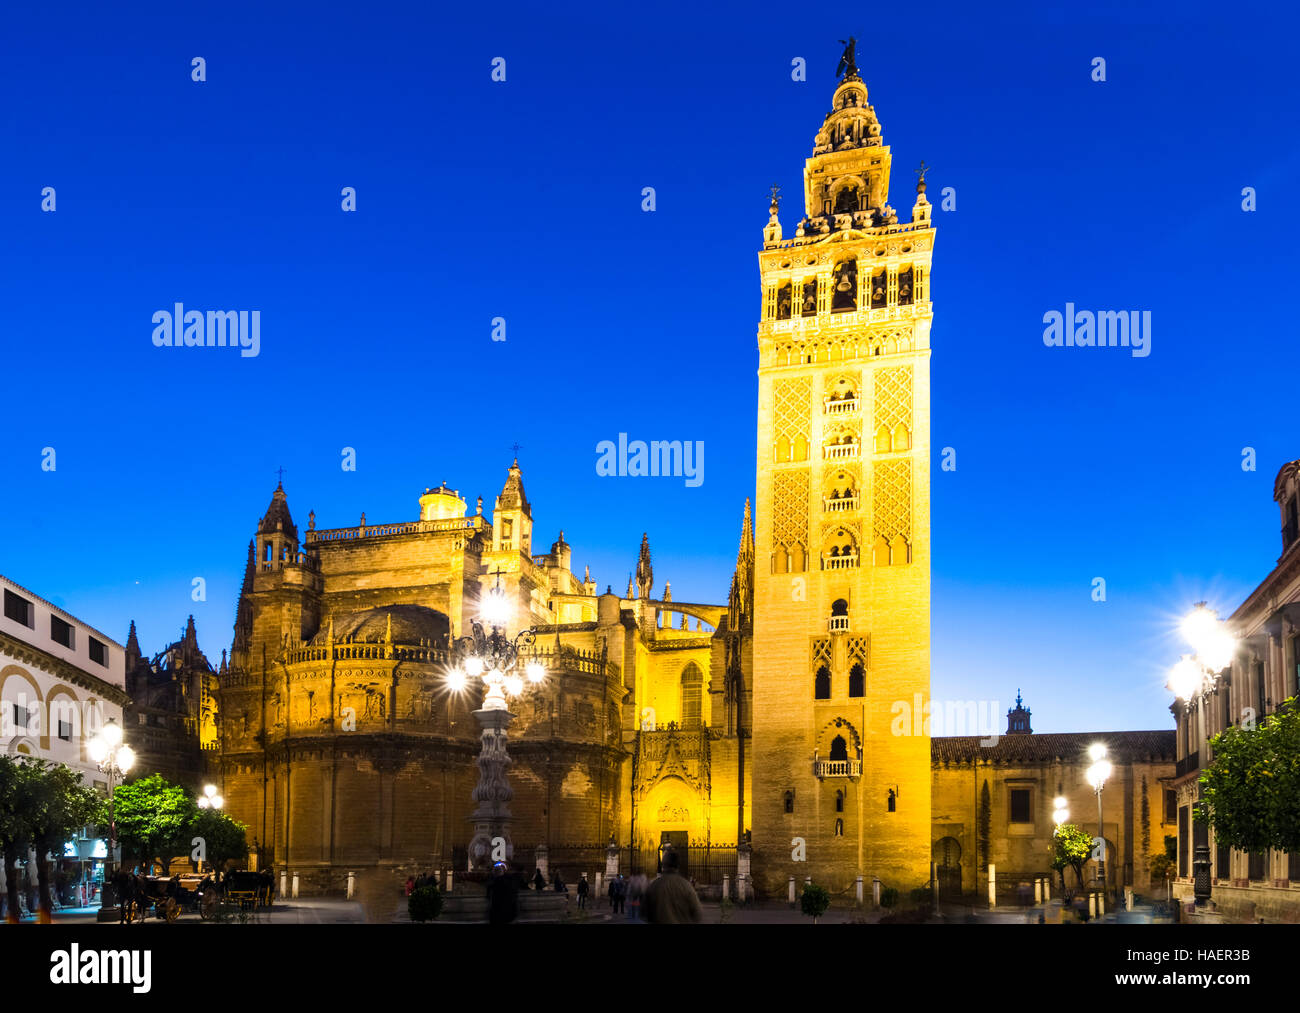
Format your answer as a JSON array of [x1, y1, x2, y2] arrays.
[[137, 712, 148, 725], [814, 665, 831, 700], [4, 589, 33, 627], [848, 663, 864, 698], [835, 789, 844, 813], [13, 703, 30, 731], [51, 614, 75, 649], [58, 719, 72, 741], [89, 637, 108, 666], [1010, 788, 1032, 823], [1164, 789, 1177, 824], [784, 790, 794, 814], [887, 789, 896, 813]]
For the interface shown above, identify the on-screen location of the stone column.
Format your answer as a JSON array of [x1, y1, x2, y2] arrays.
[[736, 842, 751, 902], [466, 706, 516, 871], [987, 864, 996, 908], [606, 841, 620, 879]]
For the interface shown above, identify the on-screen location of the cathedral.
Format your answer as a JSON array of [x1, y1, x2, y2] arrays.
[[198, 55, 1174, 901]]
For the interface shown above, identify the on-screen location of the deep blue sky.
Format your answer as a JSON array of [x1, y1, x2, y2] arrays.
[[2, 1, 1296, 732]]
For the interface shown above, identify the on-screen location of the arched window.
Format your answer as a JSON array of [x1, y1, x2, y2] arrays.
[[892, 424, 911, 452], [784, 790, 795, 814], [263, 541, 273, 562], [771, 547, 788, 575], [834, 817, 844, 837], [831, 599, 848, 617], [834, 186, 860, 214], [832, 259, 857, 312], [871, 271, 887, 308], [898, 268, 914, 305], [814, 665, 831, 700], [829, 735, 848, 762], [848, 663, 865, 698], [800, 278, 818, 317], [790, 543, 806, 573], [835, 789, 845, 813], [776, 283, 792, 320], [874, 424, 891, 454], [775, 435, 791, 463], [680, 663, 703, 729]]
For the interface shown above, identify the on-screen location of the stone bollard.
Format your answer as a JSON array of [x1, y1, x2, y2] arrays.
[[280, 871, 287, 898], [872, 877, 881, 908], [291, 873, 299, 898], [722, 873, 730, 900], [1088, 891, 1097, 918], [1125, 886, 1134, 912], [856, 875, 864, 906], [346, 871, 355, 899], [788, 876, 796, 905], [988, 864, 996, 908], [1098, 889, 1105, 917], [1034, 877, 1042, 904], [595, 871, 603, 900], [445, 870, 453, 894]]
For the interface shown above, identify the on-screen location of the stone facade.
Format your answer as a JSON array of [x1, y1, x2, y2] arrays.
[[750, 67, 934, 894]]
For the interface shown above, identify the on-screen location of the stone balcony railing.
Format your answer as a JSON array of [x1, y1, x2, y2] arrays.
[[822, 552, 859, 570], [824, 397, 859, 415], [823, 495, 859, 513], [824, 443, 859, 461], [813, 758, 862, 778], [305, 516, 484, 544], [827, 615, 850, 633], [283, 642, 451, 665]]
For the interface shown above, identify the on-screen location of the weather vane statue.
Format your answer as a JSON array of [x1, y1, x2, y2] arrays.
[[836, 37, 858, 81]]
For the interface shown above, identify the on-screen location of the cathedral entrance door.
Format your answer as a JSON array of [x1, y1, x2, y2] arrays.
[[659, 830, 689, 878]]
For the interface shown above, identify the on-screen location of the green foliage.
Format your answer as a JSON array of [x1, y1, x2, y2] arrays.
[[1051, 823, 1094, 891], [108, 774, 199, 872], [1148, 852, 1174, 882], [977, 780, 991, 869], [909, 885, 932, 906], [27, 761, 101, 857], [1163, 835, 1177, 861], [1198, 698, 1300, 852], [879, 886, 899, 908], [193, 808, 248, 872], [800, 882, 830, 921], [408, 884, 442, 922]]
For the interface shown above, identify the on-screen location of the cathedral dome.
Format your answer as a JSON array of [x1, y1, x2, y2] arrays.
[[315, 604, 449, 645]]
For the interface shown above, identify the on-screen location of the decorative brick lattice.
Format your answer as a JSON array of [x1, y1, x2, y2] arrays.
[[774, 377, 812, 450], [811, 637, 832, 668], [773, 470, 809, 549], [873, 366, 912, 435], [872, 459, 911, 542], [846, 635, 869, 669]]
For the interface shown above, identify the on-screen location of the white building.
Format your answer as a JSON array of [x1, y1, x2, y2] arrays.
[[1171, 459, 1300, 921], [1, 574, 129, 911]]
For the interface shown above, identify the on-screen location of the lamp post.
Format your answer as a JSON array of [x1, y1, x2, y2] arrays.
[[1167, 603, 1236, 905], [1085, 744, 1111, 901], [449, 572, 546, 872], [87, 718, 135, 919], [196, 784, 224, 875], [1051, 796, 1069, 898]]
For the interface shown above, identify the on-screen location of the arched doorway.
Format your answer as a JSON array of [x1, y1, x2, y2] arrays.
[[933, 837, 962, 897]]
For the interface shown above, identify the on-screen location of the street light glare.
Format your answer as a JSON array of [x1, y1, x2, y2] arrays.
[[88, 739, 107, 764], [101, 720, 123, 747], [526, 660, 546, 683], [446, 669, 467, 692], [464, 656, 484, 677], [1087, 742, 1107, 762], [204, 783, 218, 798], [504, 674, 524, 697], [117, 746, 135, 774], [1167, 656, 1202, 701]]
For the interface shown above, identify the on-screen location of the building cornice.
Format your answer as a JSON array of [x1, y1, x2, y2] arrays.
[[0, 629, 131, 707]]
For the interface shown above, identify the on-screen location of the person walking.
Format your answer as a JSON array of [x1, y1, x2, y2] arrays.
[[532, 867, 546, 892], [627, 872, 647, 922], [642, 850, 702, 924], [577, 872, 589, 910]]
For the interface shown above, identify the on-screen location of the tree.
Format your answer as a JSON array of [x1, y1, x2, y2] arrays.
[[1050, 823, 1093, 900], [192, 808, 248, 878], [800, 882, 830, 924], [27, 761, 101, 922], [977, 780, 991, 873], [1197, 698, 1300, 852], [0, 756, 35, 923], [1140, 775, 1151, 875], [108, 775, 199, 874]]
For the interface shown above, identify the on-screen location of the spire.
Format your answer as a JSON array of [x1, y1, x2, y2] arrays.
[[635, 533, 653, 600], [184, 615, 199, 653], [125, 620, 140, 658], [231, 539, 256, 657], [737, 497, 754, 566], [626, 573, 635, 600], [496, 458, 531, 515], [663, 581, 672, 604], [258, 482, 298, 538], [1006, 691, 1032, 735]]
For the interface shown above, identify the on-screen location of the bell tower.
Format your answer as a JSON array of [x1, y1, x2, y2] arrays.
[[751, 47, 934, 895]]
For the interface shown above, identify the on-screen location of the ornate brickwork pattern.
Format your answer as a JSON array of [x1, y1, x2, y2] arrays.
[[846, 635, 870, 669], [811, 637, 832, 668], [872, 459, 911, 541], [772, 470, 809, 549], [774, 377, 812, 449], [873, 366, 913, 435]]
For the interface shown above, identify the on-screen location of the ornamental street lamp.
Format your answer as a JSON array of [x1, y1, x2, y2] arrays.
[[197, 783, 224, 810], [87, 718, 135, 917], [1167, 603, 1237, 904], [448, 572, 546, 872], [1052, 796, 1069, 830], [1085, 743, 1111, 900]]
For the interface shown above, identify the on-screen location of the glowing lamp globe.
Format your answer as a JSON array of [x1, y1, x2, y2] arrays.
[[446, 669, 467, 692], [464, 656, 484, 677], [117, 746, 136, 774], [1167, 656, 1202, 701], [198, 796, 210, 809], [504, 674, 524, 697], [526, 660, 546, 684], [88, 739, 107, 764], [101, 720, 123, 748]]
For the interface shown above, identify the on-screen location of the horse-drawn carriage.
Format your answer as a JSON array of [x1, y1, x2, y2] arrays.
[[221, 870, 275, 911], [114, 872, 215, 922]]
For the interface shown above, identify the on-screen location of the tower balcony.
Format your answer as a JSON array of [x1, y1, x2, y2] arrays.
[[821, 552, 859, 570], [813, 758, 861, 779], [823, 494, 859, 513], [823, 443, 859, 461], [824, 396, 859, 416], [827, 615, 850, 633]]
